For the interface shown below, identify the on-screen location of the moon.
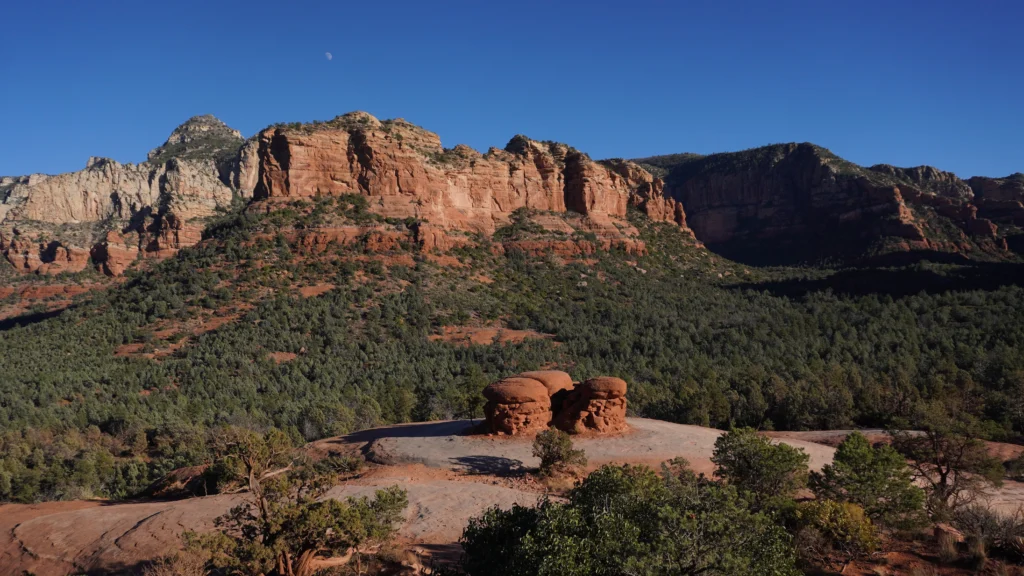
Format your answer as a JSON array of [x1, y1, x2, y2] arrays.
[[325, 52, 333, 61]]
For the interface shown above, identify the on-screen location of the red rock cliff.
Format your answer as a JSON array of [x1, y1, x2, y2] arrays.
[[253, 112, 688, 237]]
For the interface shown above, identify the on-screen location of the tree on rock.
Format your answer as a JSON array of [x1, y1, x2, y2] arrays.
[[889, 403, 1003, 521], [810, 431, 925, 529], [188, 426, 407, 576]]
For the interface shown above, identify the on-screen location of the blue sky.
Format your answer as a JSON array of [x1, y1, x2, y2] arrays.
[[1, 1, 1020, 178]]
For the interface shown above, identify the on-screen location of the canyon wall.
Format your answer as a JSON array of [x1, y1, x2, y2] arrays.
[[639, 144, 1012, 264], [0, 116, 257, 275]]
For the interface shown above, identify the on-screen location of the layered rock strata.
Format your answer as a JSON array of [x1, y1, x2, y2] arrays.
[[482, 377, 552, 436], [0, 116, 257, 276], [253, 112, 690, 245], [637, 144, 1016, 264]]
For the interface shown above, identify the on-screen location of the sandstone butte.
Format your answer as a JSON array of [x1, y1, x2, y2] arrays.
[[252, 112, 688, 248], [0, 112, 688, 276]]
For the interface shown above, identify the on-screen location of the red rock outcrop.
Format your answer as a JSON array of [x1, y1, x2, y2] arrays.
[[254, 112, 689, 242], [553, 377, 629, 434], [639, 144, 1014, 264], [481, 372, 630, 436], [517, 371, 574, 396], [483, 377, 552, 435], [91, 231, 141, 276], [519, 370, 575, 415], [0, 233, 91, 275], [969, 174, 1024, 226]]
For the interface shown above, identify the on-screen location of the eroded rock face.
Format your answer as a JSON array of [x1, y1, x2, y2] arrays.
[[483, 377, 552, 436], [0, 116, 257, 276], [868, 164, 974, 200], [553, 377, 629, 434], [970, 174, 1024, 226], [253, 112, 689, 241], [638, 144, 1012, 264]]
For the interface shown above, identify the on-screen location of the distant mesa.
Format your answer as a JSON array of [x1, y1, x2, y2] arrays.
[[482, 371, 629, 436]]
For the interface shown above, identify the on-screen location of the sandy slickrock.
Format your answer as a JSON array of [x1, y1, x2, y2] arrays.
[[483, 377, 552, 435], [553, 376, 629, 434]]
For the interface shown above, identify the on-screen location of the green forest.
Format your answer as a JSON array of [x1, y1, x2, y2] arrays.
[[2, 197, 1024, 502]]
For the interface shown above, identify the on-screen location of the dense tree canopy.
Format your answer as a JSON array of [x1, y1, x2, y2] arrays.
[[2, 201, 1024, 501]]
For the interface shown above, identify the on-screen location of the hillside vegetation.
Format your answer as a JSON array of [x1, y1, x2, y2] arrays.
[[2, 198, 1024, 502]]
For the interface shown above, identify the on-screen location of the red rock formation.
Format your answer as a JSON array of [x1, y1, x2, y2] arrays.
[[553, 377, 629, 434], [519, 370, 575, 416], [643, 144, 1013, 263], [483, 377, 552, 435], [0, 233, 91, 275], [517, 371, 574, 396], [91, 231, 141, 276], [970, 174, 1024, 226], [254, 113, 689, 242]]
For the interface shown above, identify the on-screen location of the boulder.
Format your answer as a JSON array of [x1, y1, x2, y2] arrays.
[[519, 370, 575, 416], [518, 370, 574, 396], [483, 377, 551, 435], [553, 377, 628, 434]]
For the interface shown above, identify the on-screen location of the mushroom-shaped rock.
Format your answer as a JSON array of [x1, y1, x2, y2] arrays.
[[583, 376, 627, 399], [518, 370, 575, 415], [553, 376, 629, 434], [518, 371, 574, 396], [483, 377, 552, 435]]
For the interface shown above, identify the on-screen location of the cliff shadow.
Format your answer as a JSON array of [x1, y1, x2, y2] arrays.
[[733, 260, 1024, 299], [0, 307, 65, 331]]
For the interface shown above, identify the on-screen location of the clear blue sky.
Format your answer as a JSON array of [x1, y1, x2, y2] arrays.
[[1, 0, 1020, 178]]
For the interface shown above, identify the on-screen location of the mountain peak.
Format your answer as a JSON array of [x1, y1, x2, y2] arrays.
[[147, 115, 243, 164]]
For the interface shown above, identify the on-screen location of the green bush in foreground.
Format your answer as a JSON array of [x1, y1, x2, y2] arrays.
[[459, 464, 799, 576], [810, 431, 925, 529], [794, 499, 878, 567], [711, 427, 809, 512], [531, 428, 587, 477]]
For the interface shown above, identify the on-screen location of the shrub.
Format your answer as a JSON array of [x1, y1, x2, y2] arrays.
[[810, 431, 925, 529], [142, 551, 207, 576], [952, 504, 1024, 557], [531, 428, 587, 477], [795, 499, 878, 565], [1007, 453, 1024, 482], [459, 464, 800, 576], [712, 428, 809, 511]]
